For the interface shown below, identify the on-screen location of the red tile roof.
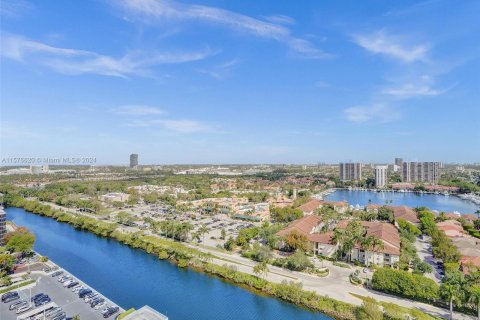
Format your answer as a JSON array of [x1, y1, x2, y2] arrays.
[[298, 199, 322, 213], [276, 215, 321, 237], [393, 206, 419, 224]]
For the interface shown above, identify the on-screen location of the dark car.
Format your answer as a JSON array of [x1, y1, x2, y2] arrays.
[[103, 306, 119, 318], [67, 281, 79, 288], [2, 291, 19, 302], [2, 292, 20, 303], [31, 293, 46, 301], [91, 298, 105, 308], [35, 296, 51, 307], [52, 270, 64, 277], [79, 289, 92, 298]]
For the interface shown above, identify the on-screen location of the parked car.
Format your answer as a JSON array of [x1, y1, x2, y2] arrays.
[[91, 298, 105, 308], [67, 281, 79, 288], [94, 301, 107, 310], [103, 306, 119, 318], [16, 304, 32, 314], [35, 295, 51, 307], [78, 289, 92, 298], [9, 299, 27, 310], [51, 270, 63, 277], [2, 291, 19, 302], [31, 293, 46, 301]]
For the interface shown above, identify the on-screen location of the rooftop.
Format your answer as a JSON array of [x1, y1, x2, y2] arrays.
[[123, 306, 169, 320]]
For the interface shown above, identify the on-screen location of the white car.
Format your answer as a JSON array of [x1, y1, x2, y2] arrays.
[[84, 294, 98, 303], [94, 301, 106, 310], [16, 304, 32, 314], [63, 280, 74, 287], [72, 285, 84, 293]]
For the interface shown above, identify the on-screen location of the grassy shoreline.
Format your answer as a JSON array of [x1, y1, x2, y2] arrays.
[[4, 195, 440, 320]]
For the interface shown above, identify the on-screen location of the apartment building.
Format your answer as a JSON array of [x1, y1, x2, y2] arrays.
[[374, 165, 388, 188], [339, 162, 362, 181], [402, 161, 441, 184]]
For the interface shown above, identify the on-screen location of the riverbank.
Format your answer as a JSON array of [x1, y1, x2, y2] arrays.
[[3, 198, 452, 320]]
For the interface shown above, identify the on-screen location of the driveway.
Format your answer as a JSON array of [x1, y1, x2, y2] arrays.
[[415, 236, 443, 283]]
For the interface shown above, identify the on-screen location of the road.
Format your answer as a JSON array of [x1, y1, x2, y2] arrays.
[[191, 243, 474, 320]]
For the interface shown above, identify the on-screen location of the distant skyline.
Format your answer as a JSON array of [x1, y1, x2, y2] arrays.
[[1, 0, 479, 164]]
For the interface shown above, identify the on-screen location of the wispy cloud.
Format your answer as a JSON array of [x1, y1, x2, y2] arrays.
[[382, 83, 447, 97], [0, 0, 33, 17], [116, 0, 329, 59], [112, 103, 215, 133], [353, 30, 429, 63], [126, 118, 214, 133], [263, 14, 295, 25], [112, 105, 166, 115], [196, 59, 240, 79], [0, 32, 215, 78], [344, 104, 400, 123]]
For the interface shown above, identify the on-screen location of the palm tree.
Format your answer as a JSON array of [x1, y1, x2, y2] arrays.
[[371, 237, 384, 267], [468, 286, 480, 320], [360, 236, 374, 266], [442, 283, 460, 320], [253, 261, 269, 279], [198, 224, 209, 248]]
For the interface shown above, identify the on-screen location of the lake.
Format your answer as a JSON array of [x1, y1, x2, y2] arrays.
[[325, 190, 479, 214]]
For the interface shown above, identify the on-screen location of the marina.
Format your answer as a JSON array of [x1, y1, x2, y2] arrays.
[[324, 189, 480, 214]]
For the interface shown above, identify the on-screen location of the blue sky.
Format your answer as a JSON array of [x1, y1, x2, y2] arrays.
[[1, 0, 479, 165]]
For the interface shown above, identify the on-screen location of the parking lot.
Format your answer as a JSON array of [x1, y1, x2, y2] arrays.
[[1, 272, 122, 320]]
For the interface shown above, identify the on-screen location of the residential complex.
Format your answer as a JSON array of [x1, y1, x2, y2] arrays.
[[339, 162, 362, 181], [130, 154, 139, 168], [277, 215, 401, 267], [374, 165, 388, 188], [402, 161, 441, 184]]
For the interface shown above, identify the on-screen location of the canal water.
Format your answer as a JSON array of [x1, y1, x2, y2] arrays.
[[325, 190, 479, 214], [6, 207, 330, 320]]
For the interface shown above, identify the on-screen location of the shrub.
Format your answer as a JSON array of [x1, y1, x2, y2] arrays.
[[372, 268, 439, 303]]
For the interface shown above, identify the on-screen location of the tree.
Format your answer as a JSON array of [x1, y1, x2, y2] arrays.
[[440, 272, 465, 320], [356, 297, 383, 320], [284, 230, 309, 252], [377, 206, 394, 223], [468, 286, 480, 320], [0, 254, 15, 272], [220, 228, 226, 241], [253, 261, 269, 279], [5, 227, 35, 254], [371, 237, 384, 267], [198, 224, 209, 247], [224, 236, 235, 251]]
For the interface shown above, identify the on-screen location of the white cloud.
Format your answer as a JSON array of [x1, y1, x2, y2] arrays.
[[0, 32, 214, 77], [353, 30, 429, 63], [344, 104, 400, 123], [113, 105, 166, 115], [159, 119, 212, 133], [263, 14, 295, 25], [196, 59, 240, 79], [116, 0, 329, 59], [382, 83, 446, 97], [126, 118, 213, 133]]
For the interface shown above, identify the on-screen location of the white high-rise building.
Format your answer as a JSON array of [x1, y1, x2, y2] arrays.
[[375, 166, 388, 188]]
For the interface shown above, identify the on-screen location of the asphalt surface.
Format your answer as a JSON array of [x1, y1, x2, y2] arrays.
[[1, 273, 119, 320]]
